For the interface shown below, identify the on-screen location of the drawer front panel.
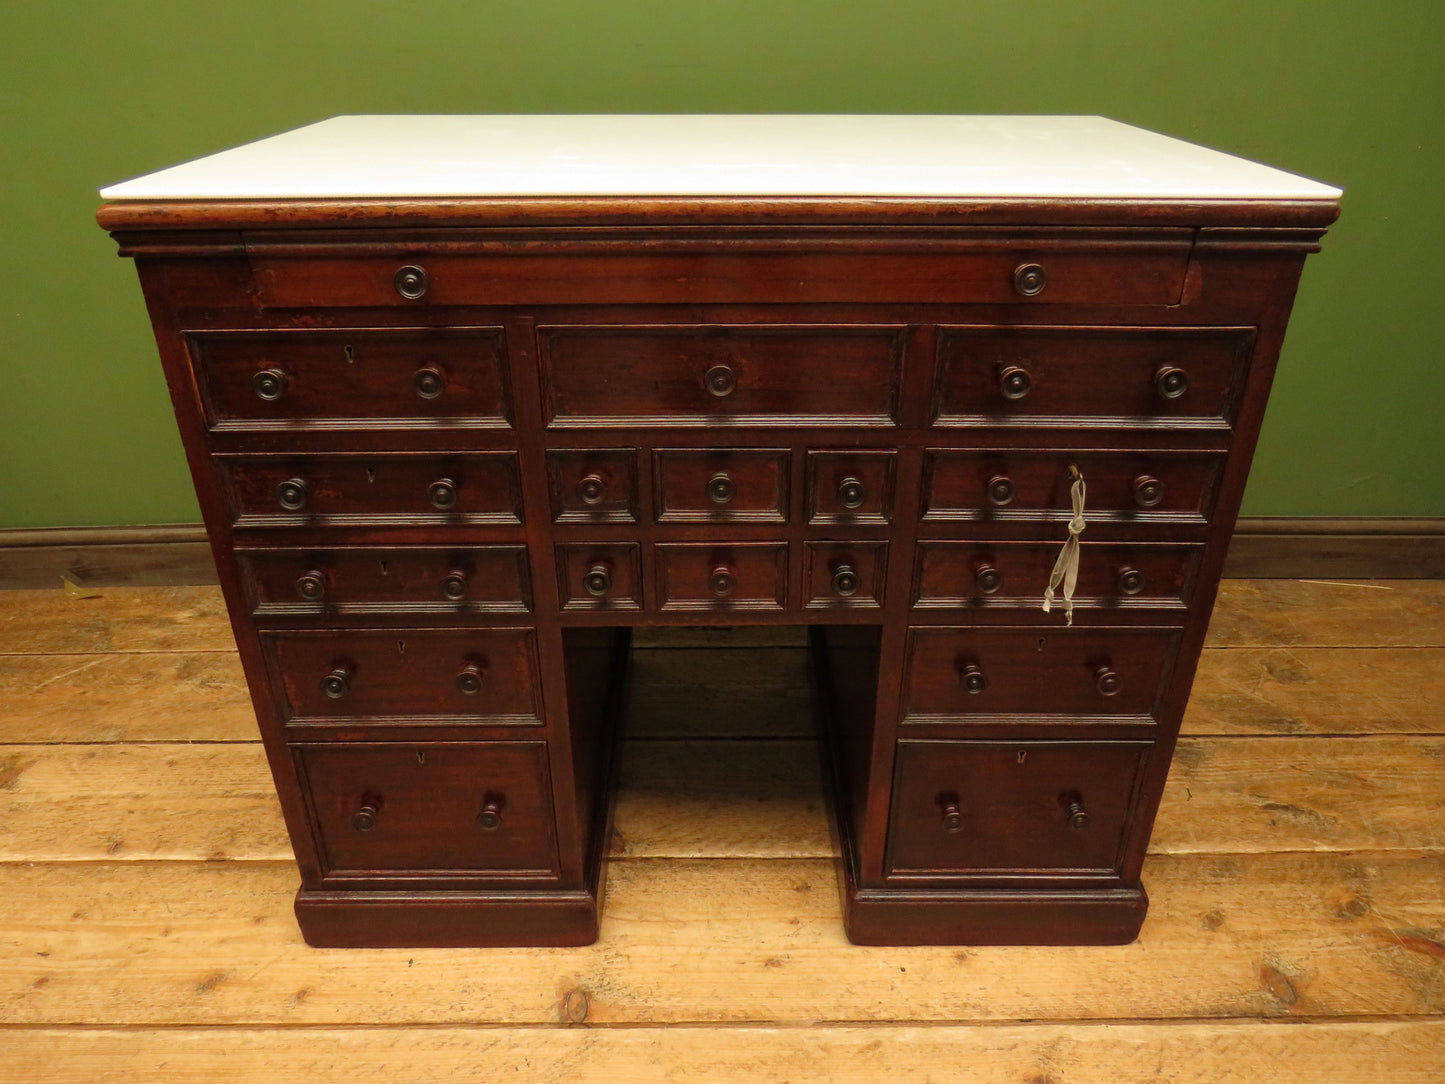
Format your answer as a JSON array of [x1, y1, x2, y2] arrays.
[[189, 328, 510, 430], [238, 546, 531, 616], [902, 626, 1182, 723], [296, 741, 558, 877], [219, 452, 522, 527], [886, 739, 1149, 877], [655, 449, 789, 523], [922, 449, 1224, 527], [557, 543, 643, 610], [656, 542, 787, 611], [914, 541, 1202, 612], [934, 326, 1255, 428], [546, 448, 639, 524], [806, 449, 896, 525], [805, 541, 888, 609], [264, 628, 542, 725], [539, 325, 905, 427]]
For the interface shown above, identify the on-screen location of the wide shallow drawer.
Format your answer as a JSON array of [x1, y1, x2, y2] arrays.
[[238, 545, 531, 617], [901, 626, 1182, 724], [539, 324, 905, 427], [922, 449, 1224, 528], [187, 328, 510, 431], [656, 542, 787, 611], [913, 540, 1202, 612], [263, 628, 542, 726], [654, 449, 789, 523], [296, 740, 558, 878], [218, 451, 522, 527], [886, 738, 1150, 878], [934, 326, 1255, 428]]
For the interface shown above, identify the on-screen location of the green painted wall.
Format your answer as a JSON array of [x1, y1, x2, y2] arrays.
[[2, 1, 1440, 527]]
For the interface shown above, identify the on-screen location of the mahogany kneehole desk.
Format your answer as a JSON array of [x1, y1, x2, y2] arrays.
[[98, 116, 1340, 947]]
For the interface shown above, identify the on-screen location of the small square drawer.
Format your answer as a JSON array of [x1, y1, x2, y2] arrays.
[[262, 628, 542, 726], [805, 542, 887, 608], [187, 327, 511, 431], [295, 741, 558, 878], [902, 626, 1182, 724], [546, 449, 638, 523], [933, 326, 1254, 428], [557, 542, 643, 610], [922, 449, 1223, 527], [654, 449, 789, 523], [238, 545, 531, 616], [656, 542, 787, 611], [913, 541, 1202, 612], [218, 452, 523, 527], [886, 739, 1149, 878], [539, 324, 904, 427], [807, 450, 896, 524]]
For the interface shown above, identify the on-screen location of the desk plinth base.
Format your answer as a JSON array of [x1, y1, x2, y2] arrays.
[[294, 884, 604, 948]]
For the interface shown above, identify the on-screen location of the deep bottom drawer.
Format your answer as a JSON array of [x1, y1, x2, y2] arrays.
[[296, 740, 559, 879], [886, 738, 1150, 879]]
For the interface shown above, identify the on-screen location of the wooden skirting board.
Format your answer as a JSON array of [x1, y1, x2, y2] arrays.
[[0, 517, 1441, 589]]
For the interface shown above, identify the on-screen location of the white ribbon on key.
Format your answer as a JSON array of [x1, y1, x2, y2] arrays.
[[1042, 468, 1085, 626]]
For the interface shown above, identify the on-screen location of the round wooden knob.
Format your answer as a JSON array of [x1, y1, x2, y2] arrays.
[[1117, 566, 1146, 596], [251, 368, 288, 401], [709, 565, 737, 598], [831, 564, 860, 597], [958, 663, 987, 695], [441, 570, 468, 600], [706, 472, 736, 505], [1095, 666, 1121, 696], [583, 564, 611, 598], [987, 475, 1016, 507], [577, 474, 607, 506], [428, 478, 458, 511], [837, 476, 867, 510], [974, 564, 1003, 595], [938, 794, 965, 833], [413, 366, 446, 399], [456, 661, 485, 695], [275, 477, 308, 511], [477, 794, 505, 830], [1155, 365, 1190, 399], [1013, 262, 1047, 297], [394, 264, 430, 300], [704, 364, 737, 397], [295, 570, 327, 602], [321, 666, 352, 700], [1133, 475, 1165, 508], [999, 365, 1033, 400], [351, 803, 379, 832], [1066, 800, 1092, 831]]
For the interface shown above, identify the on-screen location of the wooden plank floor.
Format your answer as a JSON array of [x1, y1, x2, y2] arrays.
[[1, 580, 1443, 1081]]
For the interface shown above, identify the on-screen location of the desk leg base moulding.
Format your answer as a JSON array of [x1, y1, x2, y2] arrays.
[[98, 115, 1339, 948]]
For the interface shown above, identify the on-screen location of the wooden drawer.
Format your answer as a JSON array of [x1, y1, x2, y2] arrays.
[[902, 626, 1182, 724], [539, 324, 905, 427], [806, 449, 896, 525], [263, 628, 542, 726], [546, 448, 638, 524], [886, 739, 1149, 878], [656, 542, 787, 611], [295, 741, 558, 878], [556, 542, 643, 611], [218, 451, 522, 527], [913, 541, 1202, 612], [805, 541, 888, 609], [237, 545, 531, 617], [934, 326, 1255, 428], [187, 328, 510, 431], [654, 449, 789, 523], [922, 449, 1224, 527]]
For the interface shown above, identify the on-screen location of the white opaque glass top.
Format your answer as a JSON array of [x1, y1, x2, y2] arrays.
[[100, 115, 1342, 202]]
